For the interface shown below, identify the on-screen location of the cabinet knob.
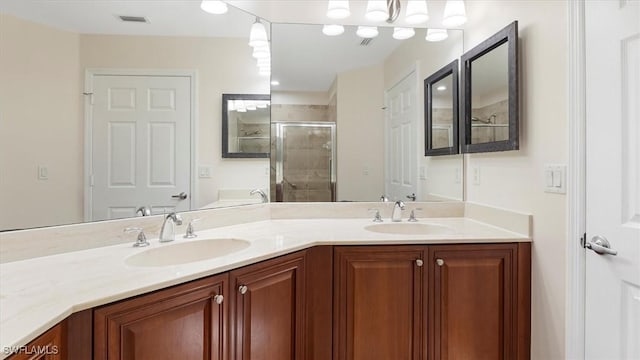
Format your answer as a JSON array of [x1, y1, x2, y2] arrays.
[[213, 294, 224, 304], [238, 285, 248, 295], [436, 258, 445, 266], [415, 259, 424, 267]]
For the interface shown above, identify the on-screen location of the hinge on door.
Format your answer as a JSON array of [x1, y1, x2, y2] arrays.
[[89, 174, 94, 187], [580, 232, 587, 248], [83, 92, 94, 105]]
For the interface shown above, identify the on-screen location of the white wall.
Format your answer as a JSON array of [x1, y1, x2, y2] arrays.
[[0, 14, 82, 230], [336, 63, 385, 201], [463, 2, 568, 358], [271, 90, 329, 105], [383, 30, 464, 201]]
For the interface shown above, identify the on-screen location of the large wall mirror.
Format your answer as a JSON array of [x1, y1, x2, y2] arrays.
[[424, 60, 459, 157], [0, 2, 270, 231], [461, 21, 519, 153], [270, 23, 464, 203]]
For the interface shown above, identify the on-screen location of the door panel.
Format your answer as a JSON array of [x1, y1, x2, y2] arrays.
[[585, 1, 640, 358], [385, 72, 418, 201], [230, 251, 306, 360], [91, 75, 191, 221], [334, 246, 425, 360]]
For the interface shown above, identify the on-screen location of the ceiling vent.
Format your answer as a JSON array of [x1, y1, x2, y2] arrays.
[[118, 15, 149, 23], [360, 38, 373, 46]]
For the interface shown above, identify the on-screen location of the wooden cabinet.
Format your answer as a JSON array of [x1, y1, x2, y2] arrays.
[[333, 246, 426, 360], [229, 251, 306, 360], [93, 273, 228, 360], [7, 323, 65, 360], [428, 243, 531, 360]]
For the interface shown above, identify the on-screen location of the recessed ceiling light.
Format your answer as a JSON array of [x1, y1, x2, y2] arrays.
[[437, 85, 447, 91], [425, 28, 448, 42], [356, 26, 379, 39], [327, 0, 351, 19], [393, 27, 415, 40], [322, 24, 345, 36], [271, 80, 280, 86], [200, 0, 228, 15]]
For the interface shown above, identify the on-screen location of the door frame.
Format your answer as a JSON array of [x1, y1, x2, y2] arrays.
[[83, 69, 198, 221], [566, 1, 587, 359], [383, 63, 421, 200]]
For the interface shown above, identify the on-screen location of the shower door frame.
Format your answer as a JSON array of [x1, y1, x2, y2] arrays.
[[273, 121, 337, 202]]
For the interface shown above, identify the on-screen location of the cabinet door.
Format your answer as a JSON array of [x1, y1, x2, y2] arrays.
[[334, 246, 426, 360], [7, 323, 65, 360], [94, 273, 228, 360], [229, 251, 306, 360], [428, 243, 528, 360]]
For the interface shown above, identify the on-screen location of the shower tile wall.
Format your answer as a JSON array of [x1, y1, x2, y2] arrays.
[[471, 99, 509, 144], [271, 103, 334, 202]]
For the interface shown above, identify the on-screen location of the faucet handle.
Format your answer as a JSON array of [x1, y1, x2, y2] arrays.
[[368, 208, 383, 222], [408, 208, 423, 222], [124, 227, 150, 247], [183, 218, 201, 239]]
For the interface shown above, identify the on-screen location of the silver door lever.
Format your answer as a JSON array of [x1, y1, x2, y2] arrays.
[[586, 235, 618, 256], [171, 192, 188, 200]]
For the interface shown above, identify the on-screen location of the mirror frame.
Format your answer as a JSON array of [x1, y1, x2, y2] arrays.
[[424, 59, 459, 156], [222, 93, 271, 159], [460, 21, 519, 153]]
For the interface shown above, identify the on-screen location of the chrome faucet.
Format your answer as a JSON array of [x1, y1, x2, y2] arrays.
[[391, 200, 405, 222], [136, 206, 151, 216], [250, 189, 268, 203], [159, 212, 183, 242]]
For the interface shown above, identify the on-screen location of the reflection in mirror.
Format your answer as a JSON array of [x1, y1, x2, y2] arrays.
[[461, 21, 519, 153], [425, 60, 459, 156], [271, 23, 464, 203], [222, 94, 270, 158], [0, 2, 269, 231]]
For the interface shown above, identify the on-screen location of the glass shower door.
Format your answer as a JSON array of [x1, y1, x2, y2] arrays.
[[273, 122, 336, 202]]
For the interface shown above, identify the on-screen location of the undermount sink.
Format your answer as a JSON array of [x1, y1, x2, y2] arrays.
[[125, 238, 251, 267], [364, 222, 455, 235]]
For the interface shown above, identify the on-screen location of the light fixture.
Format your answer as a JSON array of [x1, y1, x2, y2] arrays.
[[256, 101, 270, 108], [392, 27, 415, 40], [322, 24, 345, 36], [235, 100, 246, 112], [252, 45, 270, 59], [200, 0, 228, 14], [365, 0, 388, 22], [436, 85, 447, 91], [270, 80, 280, 86], [425, 28, 448, 41], [246, 101, 257, 111], [326, 0, 350, 19], [442, 0, 467, 27], [405, 0, 428, 24], [356, 26, 379, 38], [249, 18, 268, 48]]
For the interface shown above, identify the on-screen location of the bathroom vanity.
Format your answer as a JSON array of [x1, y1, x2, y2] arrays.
[[0, 203, 531, 360]]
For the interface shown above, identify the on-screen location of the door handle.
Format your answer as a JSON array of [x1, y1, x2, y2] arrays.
[[406, 193, 417, 201], [586, 235, 618, 256], [171, 192, 188, 200]]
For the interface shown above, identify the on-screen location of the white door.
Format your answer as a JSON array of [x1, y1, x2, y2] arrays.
[[585, 1, 640, 359], [385, 71, 418, 202], [90, 75, 192, 221]]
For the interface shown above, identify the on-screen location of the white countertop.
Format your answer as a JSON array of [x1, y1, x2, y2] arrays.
[[0, 216, 529, 358]]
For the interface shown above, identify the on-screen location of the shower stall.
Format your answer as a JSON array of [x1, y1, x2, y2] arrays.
[[271, 122, 336, 202]]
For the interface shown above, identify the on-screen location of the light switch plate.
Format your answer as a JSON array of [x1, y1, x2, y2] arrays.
[[472, 167, 481, 185], [198, 166, 212, 178], [544, 164, 566, 194], [38, 165, 48, 180]]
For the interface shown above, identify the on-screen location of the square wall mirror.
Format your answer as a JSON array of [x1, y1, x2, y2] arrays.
[[461, 21, 519, 153], [424, 59, 459, 156], [222, 93, 271, 158]]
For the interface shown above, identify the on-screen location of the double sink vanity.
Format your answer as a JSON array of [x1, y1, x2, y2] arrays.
[[0, 201, 531, 360]]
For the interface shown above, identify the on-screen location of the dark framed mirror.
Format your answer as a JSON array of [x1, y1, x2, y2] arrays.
[[222, 93, 271, 158], [461, 21, 518, 153], [425, 59, 459, 156]]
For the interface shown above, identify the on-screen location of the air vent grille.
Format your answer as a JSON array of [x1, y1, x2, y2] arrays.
[[360, 38, 373, 46], [118, 15, 149, 23]]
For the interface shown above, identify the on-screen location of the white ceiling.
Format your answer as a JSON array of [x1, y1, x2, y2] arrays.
[[0, 0, 463, 92]]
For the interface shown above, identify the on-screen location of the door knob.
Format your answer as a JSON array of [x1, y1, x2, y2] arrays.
[[239, 285, 248, 295], [586, 235, 618, 256], [436, 258, 445, 266], [415, 259, 424, 267], [171, 192, 188, 200], [214, 295, 224, 304]]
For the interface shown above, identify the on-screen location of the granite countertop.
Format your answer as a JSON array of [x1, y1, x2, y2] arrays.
[[0, 213, 530, 359]]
